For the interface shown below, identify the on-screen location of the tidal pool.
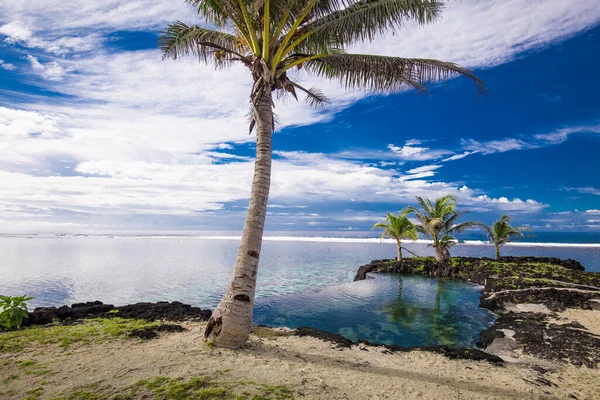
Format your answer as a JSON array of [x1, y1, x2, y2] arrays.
[[254, 273, 496, 347]]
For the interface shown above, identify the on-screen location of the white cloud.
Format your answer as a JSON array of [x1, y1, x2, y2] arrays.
[[387, 142, 451, 161], [534, 125, 600, 144], [586, 210, 600, 214], [405, 165, 442, 175], [0, 0, 598, 231], [468, 194, 547, 213], [0, 59, 16, 70], [460, 123, 600, 156], [0, 21, 99, 54], [461, 138, 535, 154], [353, 0, 600, 69], [399, 164, 442, 182], [565, 187, 600, 196], [26, 55, 72, 81], [442, 151, 478, 162]]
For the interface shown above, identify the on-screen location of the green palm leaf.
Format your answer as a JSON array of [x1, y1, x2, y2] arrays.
[[159, 22, 249, 66], [300, 0, 442, 52], [305, 54, 485, 94]]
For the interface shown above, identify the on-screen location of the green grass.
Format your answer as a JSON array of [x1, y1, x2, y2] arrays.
[[2, 374, 19, 385], [50, 376, 295, 400], [0, 318, 161, 352], [24, 386, 44, 400], [18, 359, 51, 376]]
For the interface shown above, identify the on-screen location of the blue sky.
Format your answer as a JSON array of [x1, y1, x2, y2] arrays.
[[0, 0, 599, 234]]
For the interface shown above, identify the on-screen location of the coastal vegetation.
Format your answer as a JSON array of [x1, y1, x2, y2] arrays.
[[481, 215, 529, 259], [372, 209, 417, 261], [408, 195, 481, 263], [0, 295, 33, 330], [160, 0, 485, 348]]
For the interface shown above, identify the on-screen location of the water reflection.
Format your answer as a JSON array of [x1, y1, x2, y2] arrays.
[[254, 273, 496, 347], [383, 277, 463, 346]]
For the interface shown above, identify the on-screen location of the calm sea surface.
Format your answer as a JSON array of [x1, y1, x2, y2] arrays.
[[1, 235, 598, 347]]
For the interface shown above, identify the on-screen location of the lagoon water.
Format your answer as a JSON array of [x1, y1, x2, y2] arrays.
[[1, 234, 599, 347]]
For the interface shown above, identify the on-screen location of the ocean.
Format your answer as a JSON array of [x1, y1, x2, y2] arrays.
[[1, 233, 598, 347]]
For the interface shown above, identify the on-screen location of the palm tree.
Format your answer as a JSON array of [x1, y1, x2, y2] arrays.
[[160, 0, 486, 349], [408, 195, 480, 264], [372, 209, 417, 261], [482, 215, 529, 259]]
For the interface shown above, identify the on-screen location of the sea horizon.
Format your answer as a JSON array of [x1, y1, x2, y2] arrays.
[[2, 230, 599, 247]]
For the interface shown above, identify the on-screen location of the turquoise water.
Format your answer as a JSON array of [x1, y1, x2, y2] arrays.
[[254, 273, 495, 347], [1, 236, 597, 347]]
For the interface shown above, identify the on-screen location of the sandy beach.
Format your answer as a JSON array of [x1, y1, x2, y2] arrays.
[[2, 318, 599, 400]]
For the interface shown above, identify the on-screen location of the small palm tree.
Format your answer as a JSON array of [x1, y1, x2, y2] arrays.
[[482, 215, 529, 259], [372, 209, 417, 261], [160, 0, 485, 349], [408, 195, 480, 263]]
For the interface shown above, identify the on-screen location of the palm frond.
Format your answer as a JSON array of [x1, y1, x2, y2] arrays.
[[447, 220, 482, 234], [290, 81, 330, 107], [299, 0, 442, 53], [159, 22, 248, 66], [306, 53, 439, 92], [185, 0, 234, 26]]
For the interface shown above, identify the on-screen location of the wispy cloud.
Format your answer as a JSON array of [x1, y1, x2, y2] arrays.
[[26, 55, 72, 81], [461, 138, 535, 154], [460, 123, 600, 156], [565, 187, 600, 196], [534, 124, 600, 144], [537, 94, 563, 103], [0, 59, 16, 70], [387, 142, 451, 161], [442, 151, 478, 162], [0, 0, 599, 231]]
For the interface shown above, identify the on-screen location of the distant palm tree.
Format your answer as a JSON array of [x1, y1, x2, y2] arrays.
[[160, 0, 485, 349], [408, 195, 480, 263], [372, 209, 417, 261], [482, 215, 529, 259]]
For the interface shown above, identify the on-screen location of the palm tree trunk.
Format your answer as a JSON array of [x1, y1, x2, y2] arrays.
[[434, 247, 445, 264], [204, 88, 273, 349], [396, 240, 402, 262], [495, 243, 500, 259]]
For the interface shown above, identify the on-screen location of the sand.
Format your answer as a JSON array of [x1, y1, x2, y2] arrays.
[[2, 320, 600, 400], [555, 309, 600, 336]]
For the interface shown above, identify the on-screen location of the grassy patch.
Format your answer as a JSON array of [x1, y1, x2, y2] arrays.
[[24, 386, 44, 400], [18, 359, 51, 376], [51, 376, 295, 400], [0, 318, 160, 352], [252, 384, 294, 400]]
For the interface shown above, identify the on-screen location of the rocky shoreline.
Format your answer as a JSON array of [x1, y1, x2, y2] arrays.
[[354, 256, 600, 368], [22, 300, 212, 327], [17, 256, 600, 368]]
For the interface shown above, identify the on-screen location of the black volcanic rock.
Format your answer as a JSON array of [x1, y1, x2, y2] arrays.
[[115, 302, 211, 322], [354, 255, 600, 368], [22, 301, 211, 327], [479, 312, 600, 368], [294, 327, 353, 348]]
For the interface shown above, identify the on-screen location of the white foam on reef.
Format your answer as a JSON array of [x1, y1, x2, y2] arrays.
[[462, 240, 600, 248], [3, 233, 599, 248], [115, 235, 600, 248]]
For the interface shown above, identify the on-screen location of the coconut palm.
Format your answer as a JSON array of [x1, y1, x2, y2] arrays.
[[160, 0, 486, 348], [372, 209, 417, 261], [482, 215, 529, 259], [408, 195, 480, 263]]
